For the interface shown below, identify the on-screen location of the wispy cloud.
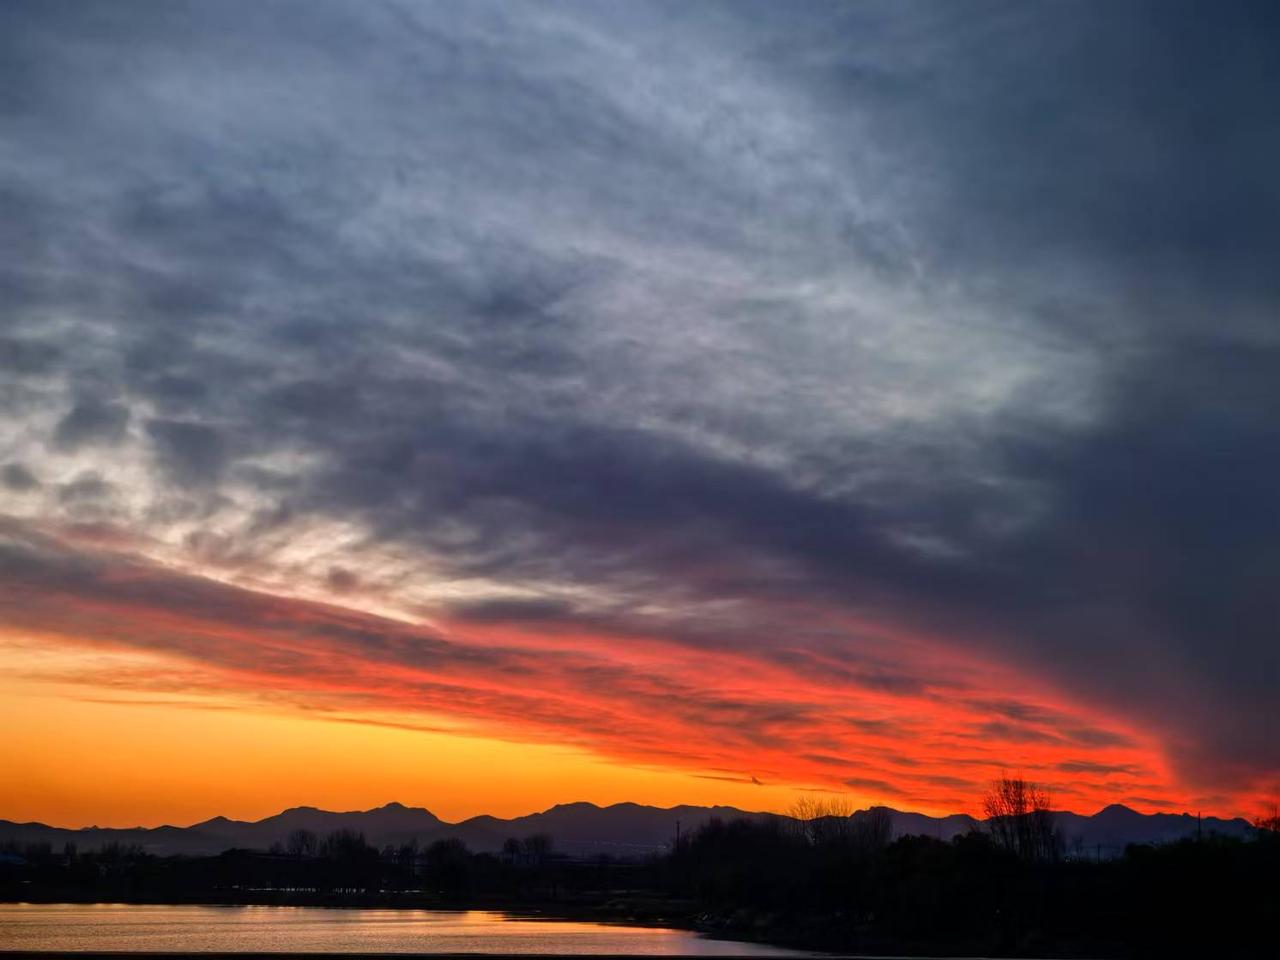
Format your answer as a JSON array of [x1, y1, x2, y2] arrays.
[[0, 523, 1173, 812]]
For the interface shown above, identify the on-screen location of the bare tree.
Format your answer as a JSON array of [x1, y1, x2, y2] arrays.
[[851, 805, 894, 853], [397, 839, 420, 872], [1253, 801, 1280, 834], [522, 833, 553, 864], [787, 794, 856, 846], [286, 827, 318, 858], [321, 828, 370, 862], [983, 775, 1061, 862]]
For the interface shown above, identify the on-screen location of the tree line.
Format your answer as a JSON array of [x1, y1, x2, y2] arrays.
[[4, 778, 1276, 957]]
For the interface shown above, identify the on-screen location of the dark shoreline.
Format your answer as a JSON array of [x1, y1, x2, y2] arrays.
[[8, 827, 1275, 957], [0, 957, 818, 960]]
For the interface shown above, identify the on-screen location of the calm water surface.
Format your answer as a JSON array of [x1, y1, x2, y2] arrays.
[[0, 903, 810, 955]]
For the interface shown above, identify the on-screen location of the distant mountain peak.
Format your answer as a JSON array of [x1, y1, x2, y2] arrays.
[[1097, 803, 1139, 816], [1, 798, 1254, 861]]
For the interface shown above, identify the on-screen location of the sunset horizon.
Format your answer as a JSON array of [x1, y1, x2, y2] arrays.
[[5, 524, 1269, 831], [3, 12, 1278, 957], [9, 792, 1249, 837]]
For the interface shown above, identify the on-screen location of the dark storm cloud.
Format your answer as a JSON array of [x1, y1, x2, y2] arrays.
[[53, 398, 129, 452], [772, 0, 1280, 300], [325, 566, 359, 594], [447, 596, 580, 625], [985, 342, 1280, 784], [2, 463, 38, 491], [0, 337, 61, 376], [145, 420, 229, 486], [1, 0, 1277, 802]]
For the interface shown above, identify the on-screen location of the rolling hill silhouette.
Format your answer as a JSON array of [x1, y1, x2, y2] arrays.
[[0, 800, 1253, 859]]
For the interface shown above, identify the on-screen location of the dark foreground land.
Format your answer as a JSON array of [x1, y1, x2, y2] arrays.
[[5, 818, 1278, 958], [3, 956, 806, 960], [0, 956, 808, 960]]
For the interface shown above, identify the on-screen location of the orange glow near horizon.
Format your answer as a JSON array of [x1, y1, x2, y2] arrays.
[[4, 0, 1280, 854], [0, 529, 1271, 829], [1, 618, 1263, 829], [0, 663, 808, 829]]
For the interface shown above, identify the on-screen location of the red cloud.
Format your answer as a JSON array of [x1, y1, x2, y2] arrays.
[[1, 523, 1265, 818]]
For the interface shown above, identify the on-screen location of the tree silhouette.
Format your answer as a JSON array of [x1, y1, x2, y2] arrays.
[[521, 833, 552, 864], [1254, 801, 1280, 834], [982, 775, 1061, 862], [285, 828, 317, 859], [424, 837, 471, 897], [786, 794, 856, 846], [320, 829, 374, 865], [851, 805, 893, 853], [395, 839, 419, 873]]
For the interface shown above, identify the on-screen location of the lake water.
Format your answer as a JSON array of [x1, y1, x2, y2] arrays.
[[0, 903, 809, 955]]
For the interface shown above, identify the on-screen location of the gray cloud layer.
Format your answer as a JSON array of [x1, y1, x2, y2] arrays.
[[2, 0, 1277, 797]]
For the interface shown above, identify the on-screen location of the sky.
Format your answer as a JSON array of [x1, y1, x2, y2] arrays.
[[2, 0, 1277, 828]]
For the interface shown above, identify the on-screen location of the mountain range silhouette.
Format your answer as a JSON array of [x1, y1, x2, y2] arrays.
[[1, 800, 1254, 859]]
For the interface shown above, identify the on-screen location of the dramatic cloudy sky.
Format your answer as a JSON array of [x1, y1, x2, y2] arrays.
[[2, 0, 1277, 825]]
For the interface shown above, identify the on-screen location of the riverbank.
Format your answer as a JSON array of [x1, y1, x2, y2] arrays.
[[7, 827, 1275, 957]]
